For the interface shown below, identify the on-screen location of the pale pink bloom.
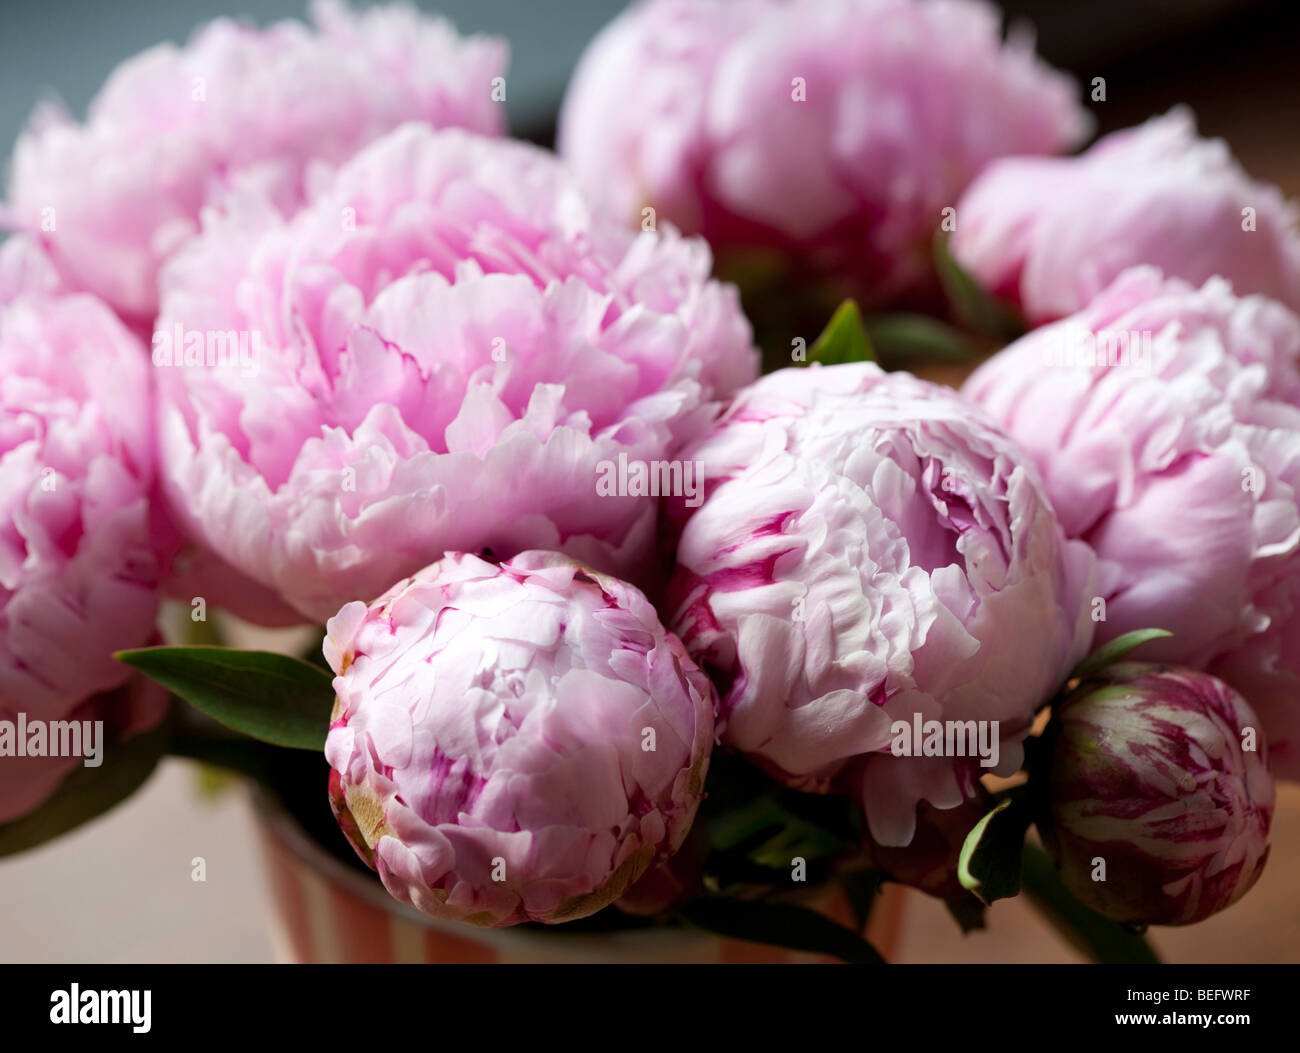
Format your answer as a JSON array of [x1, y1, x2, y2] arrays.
[[156, 124, 757, 624], [667, 362, 1095, 845], [325, 551, 716, 926], [964, 267, 1300, 778], [0, 239, 172, 820], [559, 0, 1088, 301], [952, 109, 1300, 323], [5, 0, 508, 326]]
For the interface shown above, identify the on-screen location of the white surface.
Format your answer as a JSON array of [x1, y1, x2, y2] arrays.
[[0, 759, 275, 963]]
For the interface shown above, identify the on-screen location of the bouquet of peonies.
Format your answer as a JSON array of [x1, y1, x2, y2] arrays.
[[1, 0, 1294, 963]]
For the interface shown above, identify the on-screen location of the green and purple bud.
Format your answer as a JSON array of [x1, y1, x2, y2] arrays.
[[1043, 663, 1274, 926]]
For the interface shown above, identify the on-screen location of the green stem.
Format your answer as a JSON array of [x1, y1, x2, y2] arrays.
[[1021, 844, 1161, 963]]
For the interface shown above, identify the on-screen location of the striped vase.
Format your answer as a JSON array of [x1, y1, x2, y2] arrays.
[[253, 788, 909, 964]]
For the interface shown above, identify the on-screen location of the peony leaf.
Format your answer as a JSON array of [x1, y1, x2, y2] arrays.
[[945, 896, 987, 934], [957, 796, 1032, 906], [839, 868, 885, 931], [1021, 843, 1161, 963], [116, 646, 334, 751], [933, 232, 1025, 340], [0, 720, 171, 858], [809, 299, 875, 366], [864, 313, 979, 365], [1071, 628, 1174, 681], [680, 897, 886, 963]]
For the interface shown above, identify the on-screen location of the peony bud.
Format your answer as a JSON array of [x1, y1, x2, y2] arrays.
[[324, 551, 716, 927], [1043, 664, 1274, 926]]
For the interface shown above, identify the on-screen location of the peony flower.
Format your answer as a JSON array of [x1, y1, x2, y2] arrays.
[[951, 109, 1300, 324], [4, 0, 508, 327], [665, 362, 1096, 846], [155, 123, 757, 624], [0, 239, 173, 820], [559, 0, 1089, 302], [324, 550, 716, 927], [962, 267, 1300, 778], [1043, 663, 1274, 926]]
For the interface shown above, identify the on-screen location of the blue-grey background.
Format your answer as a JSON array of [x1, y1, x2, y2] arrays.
[[0, 0, 1291, 155], [0, 0, 628, 147]]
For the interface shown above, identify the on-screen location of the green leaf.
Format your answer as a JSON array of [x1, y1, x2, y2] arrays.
[[863, 313, 979, 366], [945, 896, 987, 934], [0, 720, 171, 858], [772, 786, 861, 843], [680, 897, 886, 963], [839, 868, 885, 931], [933, 232, 1025, 340], [957, 796, 1032, 906], [1021, 843, 1161, 964], [1071, 628, 1174, 681], [808, 299, 875, 366], [116, 646, 334, 751], [169, 733, 286, 785]]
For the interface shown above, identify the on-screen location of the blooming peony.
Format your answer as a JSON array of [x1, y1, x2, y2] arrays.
[[963, 267, 1300, 778], [155, 123, 757, 624], [4, 0, 508, 326], [666, 362, 1095, 845], [0, 238, 172, 821], [324, 551, 715, 926], [952, 109, 1300, 324], [1044, 663, 1273, 926], [559, 0, 1089, 302]]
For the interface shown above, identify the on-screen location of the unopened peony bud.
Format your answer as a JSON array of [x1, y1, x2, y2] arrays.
[[324, 551, 716, 927], [1043, 664, 1274, 926]]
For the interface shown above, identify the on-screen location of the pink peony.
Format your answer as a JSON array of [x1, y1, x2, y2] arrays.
[[559, 0, 1088, 302], [324, 551, 715, 926], [4, 0, 508, 327], [952, 109, 1300, 324], [666, 362, 1095, 845], [1045, 664, 1273, 926], [155, 123, 757, 624], [963, 267, 1300, 778], [0, 238, 172, 821]]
